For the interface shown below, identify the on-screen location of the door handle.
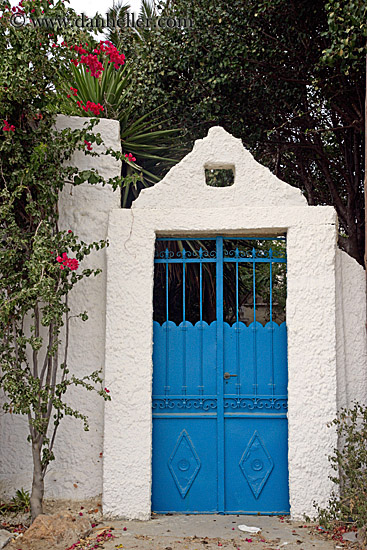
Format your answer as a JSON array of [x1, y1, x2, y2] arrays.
[[223, 372, 237, 380]]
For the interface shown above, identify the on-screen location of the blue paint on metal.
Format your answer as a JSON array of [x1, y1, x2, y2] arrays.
[[168, 430, 201, 498], [152, 237, 289, 515], [216, 236, 225, 513], [239, 430, 274, 499]]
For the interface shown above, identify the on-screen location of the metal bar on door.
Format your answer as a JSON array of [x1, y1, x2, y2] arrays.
[[182, 249, 187, 395], [165, 248, 170, 395], [216, 236, 225, 513], [199, 250, 204, 395], [235, 249, 241, 395], [252, 248, 258, 396], [269, 250, 275, 396]]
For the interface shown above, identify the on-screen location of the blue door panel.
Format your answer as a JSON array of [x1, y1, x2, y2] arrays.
[[152, 418, 218, 513], [224, 418, 289, 513], [274, 323, 288, 394], [152, 237, 289, 514]]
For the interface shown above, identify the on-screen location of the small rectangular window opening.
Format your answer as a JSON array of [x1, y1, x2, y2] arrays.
[[205, 168, 234, 187]]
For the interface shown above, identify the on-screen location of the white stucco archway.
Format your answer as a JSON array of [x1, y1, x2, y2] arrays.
[[102, 126, 339, 520]]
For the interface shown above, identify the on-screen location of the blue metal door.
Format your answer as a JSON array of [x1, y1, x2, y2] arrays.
[[152, 237, 289, 514]]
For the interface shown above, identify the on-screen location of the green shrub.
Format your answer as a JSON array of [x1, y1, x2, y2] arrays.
[[316, 402, 367, 529]]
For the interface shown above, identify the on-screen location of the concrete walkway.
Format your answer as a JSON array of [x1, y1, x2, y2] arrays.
[[105, 515, 337, 550]]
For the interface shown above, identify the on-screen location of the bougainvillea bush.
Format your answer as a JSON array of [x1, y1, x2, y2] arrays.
[[0, 0, 121, 522], [60, 34, 182, 207]]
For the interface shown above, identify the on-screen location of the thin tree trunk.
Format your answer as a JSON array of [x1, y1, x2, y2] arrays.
[[365, 54, 367, 330], [30, 439, 44, 522]]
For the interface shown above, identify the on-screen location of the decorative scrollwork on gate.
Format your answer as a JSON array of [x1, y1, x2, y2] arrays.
[[152, 397, 217, 411], [224, 397, 287, 411], [154, 247, 217, 260]]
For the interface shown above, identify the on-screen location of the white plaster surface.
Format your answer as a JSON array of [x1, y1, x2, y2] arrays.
[[103, 126, 341, 520], [336, 249, 367, 410], [134, 127, 307, 210], [0, 116, 121, 500]]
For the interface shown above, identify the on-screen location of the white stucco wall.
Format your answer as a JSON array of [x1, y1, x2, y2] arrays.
[[0, 116, 121, 500], [336, 249, 367, 410], [102, 127, 340, 520]]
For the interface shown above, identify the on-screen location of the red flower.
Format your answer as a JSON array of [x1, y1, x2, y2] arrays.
[[70, 87, 78, 96], [125, 152, 136, 162], [79, 53, 104, 78], [104, 387, 110, 393], [71, 44, 87, 55], [68, 258, 79, 270], [77, 101, 104, 116], [3, 120, 15, 132], [84, 140, 92, 151], [94, 40, 125, 70], [56, 253, 79, 271]]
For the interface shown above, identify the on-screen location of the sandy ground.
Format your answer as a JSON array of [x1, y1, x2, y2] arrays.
[[104, 515, 338, 550], [3, 501, 342, 550]]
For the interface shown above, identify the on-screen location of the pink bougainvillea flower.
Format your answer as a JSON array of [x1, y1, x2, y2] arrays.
[[67, 258, 79, 270], [71, 44, 87, 55], [3, 120, 15, 132], [70, 86, 78, 96], [125, 152, 136, 162], [79, 53, 104, 78], [77, 100, 104, 116], [56, 253, 79, 271], [93, 40, 126, 70]]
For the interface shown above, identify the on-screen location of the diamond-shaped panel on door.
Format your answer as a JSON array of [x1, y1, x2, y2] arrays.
[[240, 430, 274, 499], [168, 430, 201, 498]]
